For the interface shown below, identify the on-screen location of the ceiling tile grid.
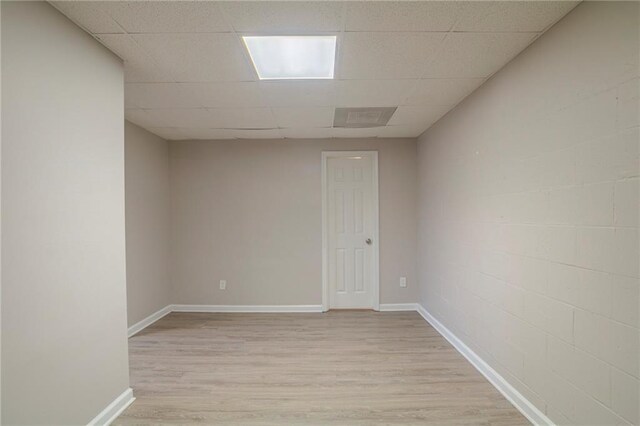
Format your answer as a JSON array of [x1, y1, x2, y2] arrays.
[[272, 107, 335, 129], [344, 2, 462, 32], [206, 107, 277, 129], [338, 32, 447, 80], [260, 81, 336, 107], [52, 1, 579, 140], [219, 1, 344, 33], [131, 33, 255, 82], [335, 79, 417, 108], [104, 1, 231, 33], [279, 127, 333, 139]]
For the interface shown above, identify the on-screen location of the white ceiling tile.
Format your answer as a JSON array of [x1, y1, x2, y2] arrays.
[[259, 81, 335, 107], [140, 108, 214, 128], [50, 1, 123, 34], [335, 80, 415, 107], [272, 107, 334, 128], [95, 34, 175, 82], [208, 108, 276, 129], [454, 1, 579, 32], [280, 128, 333, 139], [388, 105, 451, 126], [181, 82, 265, 108], [123, 57, 175, 83], [179, 128, 237, 140], [125, 83, 201, 109], [231, 129, 283, 140], [403, 78, 485, 106], [332, 127, 381, 138], [339, 32, 445, 80], [422, 32, 536, 78], [104, 1, 230, 33], [220, 1, 344, 33], [345, 2, 461, 32], [125, 109, 163, 129], [132, 33, 255, 82], [377, 124, 429, 138], [147, 127, 189, 141]]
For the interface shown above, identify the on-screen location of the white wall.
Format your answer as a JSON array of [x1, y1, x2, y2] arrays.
[[416, 2, 639, 425], [125, 121, 171, 326], [1, 2, 130, 424], [0, 2, 3, 419], [170, 138, 417, 306]]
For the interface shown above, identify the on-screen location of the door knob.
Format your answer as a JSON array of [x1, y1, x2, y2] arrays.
[[366, 238, 372, 245]]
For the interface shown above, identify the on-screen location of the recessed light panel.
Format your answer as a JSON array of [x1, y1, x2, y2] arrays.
[[243, 36, 336, 80]]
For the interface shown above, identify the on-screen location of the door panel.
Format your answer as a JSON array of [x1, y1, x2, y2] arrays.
[[325, 154, 377, 309]]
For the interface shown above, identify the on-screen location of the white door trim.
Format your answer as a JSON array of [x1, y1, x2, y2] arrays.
[[321, 151, 379, 312]]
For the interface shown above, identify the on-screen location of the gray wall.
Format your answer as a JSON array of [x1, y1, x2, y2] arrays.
[[1, 2, 130, 424], [125, 121, 171, 327], [170, 138, 418, 306], [1, 1, 3, 418], [416, 2, 639, 425]]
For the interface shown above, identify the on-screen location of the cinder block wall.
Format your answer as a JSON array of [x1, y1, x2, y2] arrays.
[[416, 2, 638, 424]]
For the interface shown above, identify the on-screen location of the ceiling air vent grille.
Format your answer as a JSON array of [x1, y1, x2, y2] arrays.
[[333, 107, 397, 128]]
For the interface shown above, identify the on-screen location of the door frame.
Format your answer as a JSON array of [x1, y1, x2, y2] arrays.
[[321, 151, 380, 312]]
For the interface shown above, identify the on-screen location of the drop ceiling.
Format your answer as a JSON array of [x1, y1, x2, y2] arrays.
[[51, 1, 579, 140]]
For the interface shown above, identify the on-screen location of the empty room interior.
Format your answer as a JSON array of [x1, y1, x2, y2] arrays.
[[1, 1, 639, 425]]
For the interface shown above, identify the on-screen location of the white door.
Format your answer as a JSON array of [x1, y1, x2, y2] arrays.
[[323, 151, 379, 310]]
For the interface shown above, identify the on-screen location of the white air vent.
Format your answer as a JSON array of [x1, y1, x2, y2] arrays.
[[333, 107, 397, 128]]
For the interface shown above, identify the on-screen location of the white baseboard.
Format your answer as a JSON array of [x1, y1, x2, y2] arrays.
[[127, 305, 172, 338], [171, 304, 324, 313], [379, 303, 419, 311], [128, 305, 324, 339], [87, 387, 135, 426], [415, 304, 551, 426]]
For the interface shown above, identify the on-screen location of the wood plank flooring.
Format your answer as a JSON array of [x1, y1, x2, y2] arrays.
[[115, 311, 529, 425]]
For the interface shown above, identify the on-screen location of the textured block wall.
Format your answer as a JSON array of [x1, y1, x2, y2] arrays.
[[417, 2, 639, 424]]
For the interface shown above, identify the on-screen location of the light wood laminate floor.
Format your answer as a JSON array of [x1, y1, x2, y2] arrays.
[[115, 311, 528, 425]]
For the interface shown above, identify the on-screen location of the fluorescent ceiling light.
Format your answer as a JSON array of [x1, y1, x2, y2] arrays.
[[243, 35, 336, 80]]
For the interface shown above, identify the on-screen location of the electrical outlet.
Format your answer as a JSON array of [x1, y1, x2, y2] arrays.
[[399, 277, 407, 288], [219, 280, 227, 290]]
